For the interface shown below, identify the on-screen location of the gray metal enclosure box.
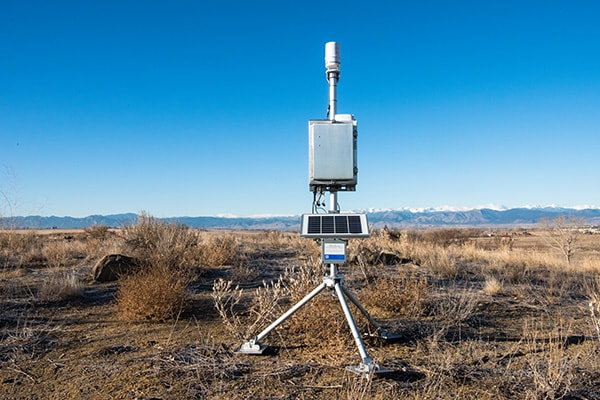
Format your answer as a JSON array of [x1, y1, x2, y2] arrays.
[[308, 119, 357, 191]]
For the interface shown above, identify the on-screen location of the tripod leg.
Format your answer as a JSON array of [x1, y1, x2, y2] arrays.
[[333, 282, 376, 371], [341, 284, 380, 329], [341, 285, 402, 340], [235, 282, 327, 354]]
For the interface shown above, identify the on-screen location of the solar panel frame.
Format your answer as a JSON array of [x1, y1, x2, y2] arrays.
[[300, 213, 370, 238]]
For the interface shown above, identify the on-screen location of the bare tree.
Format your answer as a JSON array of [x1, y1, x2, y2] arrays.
[[540, 215, 582, 266]]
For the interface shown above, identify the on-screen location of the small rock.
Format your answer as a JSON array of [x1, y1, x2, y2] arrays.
[[91, 254, 140, 283]]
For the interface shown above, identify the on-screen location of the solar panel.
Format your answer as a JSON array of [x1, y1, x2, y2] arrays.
[[300, 213, 369, 238]]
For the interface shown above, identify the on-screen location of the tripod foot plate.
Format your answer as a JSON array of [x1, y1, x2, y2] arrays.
[[234, 341, 268, 355], [368, 329, 404, 341]]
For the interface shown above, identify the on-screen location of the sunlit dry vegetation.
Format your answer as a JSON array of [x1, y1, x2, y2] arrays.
[[1, 215, 600, 399]]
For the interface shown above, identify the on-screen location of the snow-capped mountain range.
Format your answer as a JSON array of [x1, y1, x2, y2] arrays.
[[3, 206, 600, 230]]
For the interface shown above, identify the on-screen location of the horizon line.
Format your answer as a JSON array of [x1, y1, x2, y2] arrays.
[[6, 204, 600, 220]]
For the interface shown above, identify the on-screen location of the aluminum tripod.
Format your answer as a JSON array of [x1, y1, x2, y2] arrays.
[[234, 259, 398, 374]]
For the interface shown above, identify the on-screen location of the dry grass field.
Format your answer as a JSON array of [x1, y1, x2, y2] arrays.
[[1, 216, 600, 399]]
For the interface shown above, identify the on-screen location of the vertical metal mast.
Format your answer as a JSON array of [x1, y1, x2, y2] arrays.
[[325, 41, 341, 214]]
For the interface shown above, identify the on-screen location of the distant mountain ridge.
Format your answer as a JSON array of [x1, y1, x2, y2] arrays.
[[3, 206, 600, 230], [365, 207, 600, 228]]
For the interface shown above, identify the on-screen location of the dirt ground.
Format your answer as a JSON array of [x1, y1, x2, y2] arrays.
[[1, 228, 600, 399]]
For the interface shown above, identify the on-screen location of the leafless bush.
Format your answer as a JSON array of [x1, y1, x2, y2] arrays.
[[364, 231, 466, 279], [480, 252, 531, 284], [120, 212, 203, 271], [492, 232, 515, 251], [587, 277, 600, 344], [1, 231, 44, 269], [522, 322, 578, 399], [212, 261, 342, 349], [410, 228, 481, 247], [289, 236, 321, 261], [199, 234, 239, 267], [117, 262, 190, 322], [284, 262, 324, 302], [42, 240, 84, 269], [360, 270, 429, 318], [83, 225, 111, 241], [116, 213, 199, 321], [539, 215, 583, 266], [473, 245, 565, 285], [211, 278, 246, 340], [18, 232, 45, 266], [82, 225, 118, 260], [211, 276, 288, 342], [252, 230, 288, 249], [214, 260, 351, 357], [246, 277, 287, 334], [42, 241, 71, 268], [1, 231, 18, 268]]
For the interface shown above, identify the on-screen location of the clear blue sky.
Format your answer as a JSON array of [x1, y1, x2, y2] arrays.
[[1, 1, 599, 218]]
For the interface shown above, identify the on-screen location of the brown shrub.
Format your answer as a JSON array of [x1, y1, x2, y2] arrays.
[[212, 276, 287, 341], [360, 271, 429, 317], [18, 232, 45, 265], [120, 213, 202, 270], [83, 225, 111, 241], [42, 240, 86, 269], [116, 213, 199, 321], [1, 231, 44, 269], [82, 225, 118, 260], [409, 228, 482, 247], [117, 263, 190, 322], [199, 234, 238, 267]]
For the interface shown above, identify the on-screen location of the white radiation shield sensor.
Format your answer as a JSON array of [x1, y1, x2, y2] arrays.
[[325, 41, 340, 70]]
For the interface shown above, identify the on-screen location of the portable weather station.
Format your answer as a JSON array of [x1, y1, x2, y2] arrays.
[[235, 42, 399, 374]]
